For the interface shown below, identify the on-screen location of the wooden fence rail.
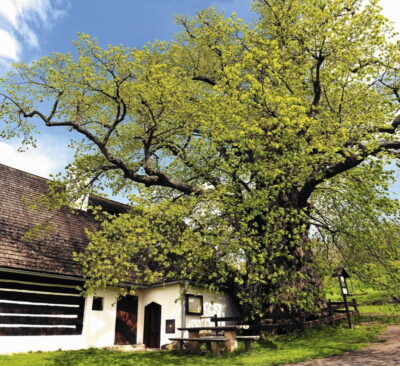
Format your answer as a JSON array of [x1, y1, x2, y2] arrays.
[[259, 311, 357, 332]]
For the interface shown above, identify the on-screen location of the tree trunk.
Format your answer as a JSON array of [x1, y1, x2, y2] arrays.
[[233, 194, 325, 321]]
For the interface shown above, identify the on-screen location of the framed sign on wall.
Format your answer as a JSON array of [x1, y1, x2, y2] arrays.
[[166, 319, 175, 333], [185, 294, 203, 315]]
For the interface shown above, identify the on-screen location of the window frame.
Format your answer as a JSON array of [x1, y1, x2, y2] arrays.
[[92, 296, 104, 311]]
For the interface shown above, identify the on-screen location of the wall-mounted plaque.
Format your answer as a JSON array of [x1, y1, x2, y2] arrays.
[[166, 319, 175, 333], [185, 294, 203, 315]]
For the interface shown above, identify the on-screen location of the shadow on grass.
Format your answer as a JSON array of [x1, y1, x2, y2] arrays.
[[47, 348, 256, 366], [48, 349, 201, 366]]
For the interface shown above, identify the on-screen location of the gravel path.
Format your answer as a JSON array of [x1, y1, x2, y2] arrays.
[[285, 325, 400, 366]]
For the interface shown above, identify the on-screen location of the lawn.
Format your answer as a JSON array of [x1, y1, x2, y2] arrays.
[[358, 304, 399, 315], [0, 322, 387, 366]]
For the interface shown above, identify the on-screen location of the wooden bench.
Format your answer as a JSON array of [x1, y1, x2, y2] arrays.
[[209, 315, 241, 327], [208, 315, 241, 335], [169, 335, 259, 354]]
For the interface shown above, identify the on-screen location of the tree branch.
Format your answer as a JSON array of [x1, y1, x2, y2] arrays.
[[298, 139, 400, 207], [3, 93, 201, 195], [192, 76, 216, 86], [378, 114, 400, 133]]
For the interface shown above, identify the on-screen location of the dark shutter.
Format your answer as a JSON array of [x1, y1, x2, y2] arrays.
[[0, 271, 85, 336]]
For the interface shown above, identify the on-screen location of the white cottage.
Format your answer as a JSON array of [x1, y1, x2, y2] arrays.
[[0, 164, 238, 354]]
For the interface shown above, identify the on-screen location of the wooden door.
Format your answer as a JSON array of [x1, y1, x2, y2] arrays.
[[143, 302, 161, 348], [114, 295, 138, 345]]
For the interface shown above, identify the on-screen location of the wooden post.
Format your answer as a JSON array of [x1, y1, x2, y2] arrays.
[[188, 330, 201, 353], [327, 299, 334, 325], [211, 341, 221, 355], [299, 312, 306, 330], [213, 313, 218, 327], [213, 313, 220, 336], [224, 330, 238, 353], [328, 299, 333, 316], [353, 298, 359, 314], [343, 294, 353, 329]]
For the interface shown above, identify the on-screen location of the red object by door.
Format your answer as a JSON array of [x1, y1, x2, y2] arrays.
[[114, 295, 138, 344]]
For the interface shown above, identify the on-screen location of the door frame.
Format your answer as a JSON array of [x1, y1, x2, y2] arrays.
[[143, 302, 161, 348], [114, 294, 138, 345]]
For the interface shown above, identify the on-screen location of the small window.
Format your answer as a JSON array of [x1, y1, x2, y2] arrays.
[[92, 296, 104, 311], [166, 319, 175, 333], [185, 294, 203, 315]]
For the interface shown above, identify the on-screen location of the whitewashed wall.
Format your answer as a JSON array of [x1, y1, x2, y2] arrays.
[[185, 287, 239, 328], [183, 285, 240, 345], [0, 290, 119, 355], [136, 284, 183, 347], [136, 284, 239, 347], [81, 290, 119, 348], [0, 284, 238, 354]]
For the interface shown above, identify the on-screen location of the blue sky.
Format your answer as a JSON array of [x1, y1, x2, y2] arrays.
[[0, 0, 399, 182], [0, 0, 255, 177], [45, 1, 254, 52]]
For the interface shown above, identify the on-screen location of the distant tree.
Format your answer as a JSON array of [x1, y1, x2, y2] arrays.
[[2, 0, 400, 319], [311, 160, 400, 301]]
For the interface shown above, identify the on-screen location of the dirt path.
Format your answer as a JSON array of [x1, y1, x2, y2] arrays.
[[285, 325, 400, 366]]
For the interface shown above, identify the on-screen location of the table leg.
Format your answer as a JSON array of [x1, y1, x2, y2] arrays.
[[224, 330, 238, 353], [244, 340, 251, 352], [188, 330, 201, 354], [211, 341, 221, 355], [175, 341, 183, 351]]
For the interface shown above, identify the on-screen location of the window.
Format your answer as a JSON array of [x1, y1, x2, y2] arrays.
[[185, 294, 203, 315], [92, 296, 104, 311]]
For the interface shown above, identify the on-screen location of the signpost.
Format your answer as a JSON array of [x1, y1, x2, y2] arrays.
[[332, 268, 353, 329]]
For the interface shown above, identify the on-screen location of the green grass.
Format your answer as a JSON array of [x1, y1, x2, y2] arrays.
[[0, 323, 386, 366], [356, 304, 400, 325], [323, 276, 393, 304], [359, 304, 398, 314], [323, 275, 400, 310]]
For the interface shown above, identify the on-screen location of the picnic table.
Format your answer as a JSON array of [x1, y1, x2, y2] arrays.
[[170, 325, 258, 354]]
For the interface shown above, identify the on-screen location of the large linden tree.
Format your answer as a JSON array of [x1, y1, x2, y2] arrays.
[[2, 0, 400, 319]]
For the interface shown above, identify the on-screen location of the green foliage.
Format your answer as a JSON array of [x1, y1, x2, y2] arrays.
[[313, 161, 400, 301], [2, 0, 400, 317]]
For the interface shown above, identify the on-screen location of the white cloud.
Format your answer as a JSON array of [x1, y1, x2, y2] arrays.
[[0, 29, 19, 60], [380, 0, 400, 35], [0, 138, 70, 178], [0, 0, 68, 62]]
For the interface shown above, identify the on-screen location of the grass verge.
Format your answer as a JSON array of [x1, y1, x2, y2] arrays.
[[0, 322, 388, 366]]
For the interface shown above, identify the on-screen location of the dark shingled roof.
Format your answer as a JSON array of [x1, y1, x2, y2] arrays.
[[0, 163, 128, 277]]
